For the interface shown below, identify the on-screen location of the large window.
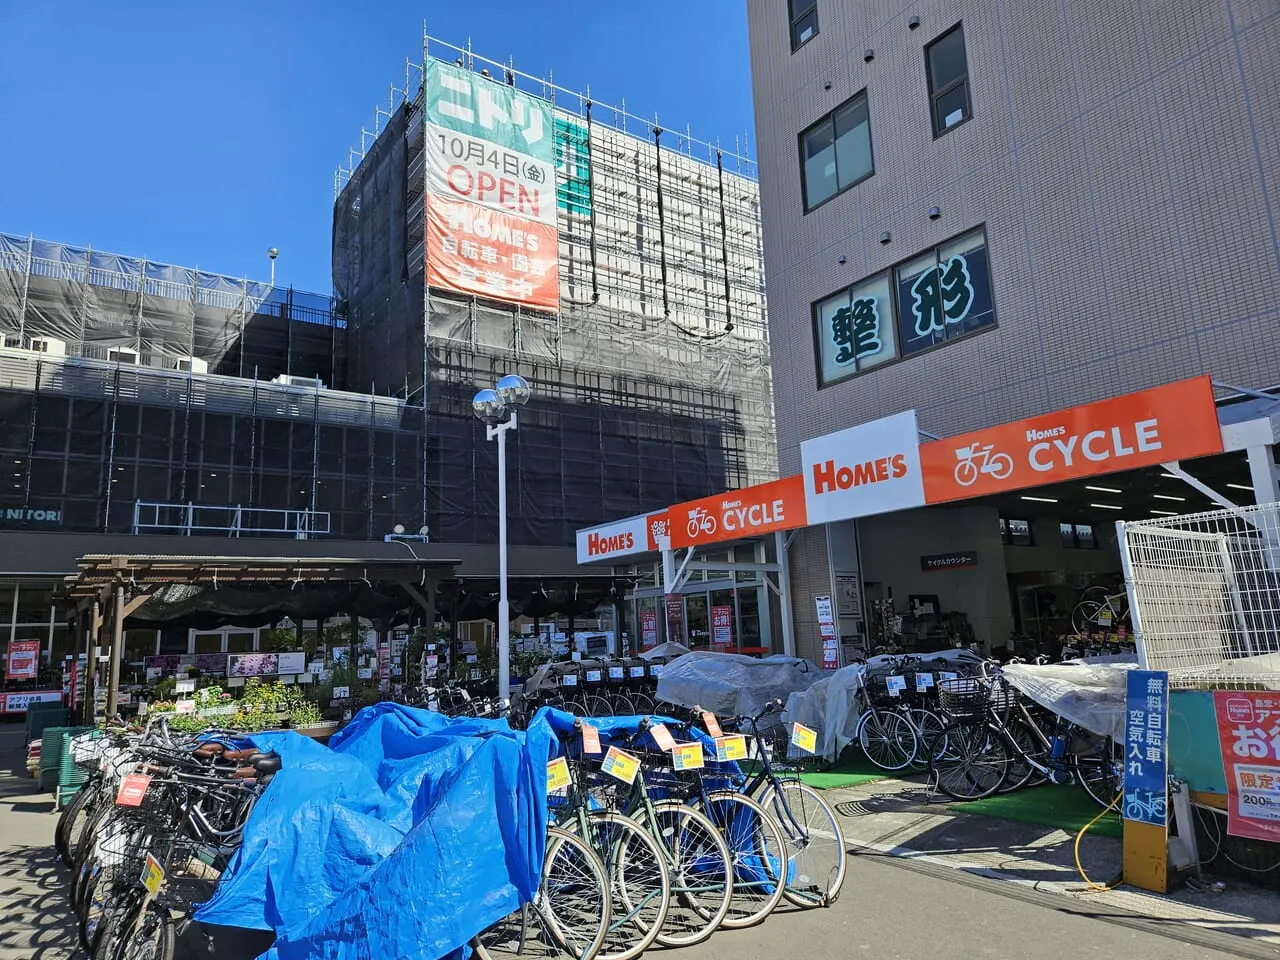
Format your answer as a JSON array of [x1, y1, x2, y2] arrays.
[[813, 227, 996, 387], [926, 23, 971, 136], [800, 92, 873, 210], [896, 228, 994, 356], [789, 0, 819, 51], [813, 272, 898, 386]]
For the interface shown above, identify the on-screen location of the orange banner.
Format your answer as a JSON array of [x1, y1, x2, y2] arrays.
[[669, 475, 807, 548], [425, 193, 559, 310], [921, 376, 1222, 503]]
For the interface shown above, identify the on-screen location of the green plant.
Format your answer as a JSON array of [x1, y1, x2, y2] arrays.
[[288, 700, 323, 727], [261, 625, 299, 653]]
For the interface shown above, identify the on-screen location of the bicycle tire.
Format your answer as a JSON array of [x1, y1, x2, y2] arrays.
[[750, 778, 847, 908], [646, 800, 733, 948], [696, 790, 789, 928], [857, 710, 917, 771], [56, 777, 96, 867], [1070, 600, 1103, 636], [928, 723, 1008, 801], [473, 826, 611, 960], [1073, 736, 1123, 809], [581, 694, 614, 719], [908, 708, 949, 765], [999, 718, 1048, 793], [569, 810, 671, 960], [112, 900, 177, 960], [627, 691, 656, 715], [608, 691, 636, 716]]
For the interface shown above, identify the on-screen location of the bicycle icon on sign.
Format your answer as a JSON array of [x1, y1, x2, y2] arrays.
[[953, 443, 1015, 486], [1124, 788, 1167, 824], [686, 506, 717, 538]]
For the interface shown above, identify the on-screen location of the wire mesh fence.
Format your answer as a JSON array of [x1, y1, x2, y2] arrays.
[[1119, 503, 1280, 689]]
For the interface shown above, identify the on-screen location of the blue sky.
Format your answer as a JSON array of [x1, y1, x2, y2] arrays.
[[0, 1, 754, 293]]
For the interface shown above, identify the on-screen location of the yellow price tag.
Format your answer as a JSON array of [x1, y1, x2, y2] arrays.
[[714, 734, 748, 762], [546, 757, 571, 792], [141, 853, 164, 896], [601, 746, 640, 785], [791, 723, 818, 754], [672, 742, 705, 770]]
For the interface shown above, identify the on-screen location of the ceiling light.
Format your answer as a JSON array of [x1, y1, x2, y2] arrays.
[[1161, 471, 1180, 479], [1090, 503, 1123, 510], [1153, 494, 1186, 502], [1085, 485, 1122, 494], [1228, 483, 1254, 492], [1151, 509, 1178, 516], [1021, 495, 1058, 503]]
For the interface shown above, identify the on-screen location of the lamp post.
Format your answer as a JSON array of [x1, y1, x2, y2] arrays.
[[267, 247, 279, 287], [472, 374, 532, 702]]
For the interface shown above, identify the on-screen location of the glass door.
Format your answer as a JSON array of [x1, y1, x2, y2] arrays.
[[684, 594, 709, 650]]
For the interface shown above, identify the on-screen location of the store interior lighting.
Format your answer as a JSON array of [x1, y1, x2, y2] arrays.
[[1084, 485, 1122, 494], [1151, 509, 1179, 516], [1090, 502, 1123, 510], [1152, 494, 1186, 501], [1021, 495, 1058, 503], [1227, 483, 1254, 491]]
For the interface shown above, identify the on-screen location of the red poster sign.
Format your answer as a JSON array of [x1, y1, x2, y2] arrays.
[[1214, 692, 1280, 842], [640, 611, 658, 650], [920, 377, 1222, 504], [664, 594, 686, 646], [710, 605, 733, 651], [670, 475, 807, 549], [116, 773, 152, 807], [6, 639, 40, 681], [425, 194, 559, 309]]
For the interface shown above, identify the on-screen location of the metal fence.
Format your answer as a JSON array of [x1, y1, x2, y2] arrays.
[[1119, 503, 1280, 689]]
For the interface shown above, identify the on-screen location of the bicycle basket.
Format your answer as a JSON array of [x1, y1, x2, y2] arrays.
[[937, 676, 1017, 717], [759, 721, 825, 774]]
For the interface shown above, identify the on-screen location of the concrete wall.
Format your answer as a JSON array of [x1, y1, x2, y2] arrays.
[[746, 0, 1280, 475]]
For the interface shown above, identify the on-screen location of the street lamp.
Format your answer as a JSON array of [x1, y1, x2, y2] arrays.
[[473, 373, 532, 701], [267, 247, 279, 287]]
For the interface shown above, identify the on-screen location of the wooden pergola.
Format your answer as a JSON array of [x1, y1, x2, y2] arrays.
[[64, 554, 459, 720]]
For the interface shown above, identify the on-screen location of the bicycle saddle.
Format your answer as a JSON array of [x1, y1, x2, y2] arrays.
[[250, 753, 282, 774]]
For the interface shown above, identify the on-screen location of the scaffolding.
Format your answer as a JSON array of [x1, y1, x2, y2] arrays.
[[332, 31, 777, 546]]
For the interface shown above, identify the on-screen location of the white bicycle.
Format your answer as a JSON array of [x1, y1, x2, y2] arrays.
[[953, 443, 1014, 486], [686, 507, 716, 538]]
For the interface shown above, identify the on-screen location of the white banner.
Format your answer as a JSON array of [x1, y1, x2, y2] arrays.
[[424, 124, 557, 228], [576, 513, 651, 564], [801, 410, 926, 525]]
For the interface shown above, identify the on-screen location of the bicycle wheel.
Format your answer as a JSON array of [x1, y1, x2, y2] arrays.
[[1070, 600, 1102, 635], [57, 778, 97, 867], [928, 723, 1008, 801], [646, 800, 733, 948], [607, 692, 635, 716], [857, 710, 916, 771], [749, 778, 846, 908], [115, 901, 177, 960], [908, 708, 949, 765], [999, 718, 1049, 793], [697, 790, 788, 928], [581, 694, 613, 719], [627, 691, 656, 715], [1073, 735, 1123, 809], [575, 810, 670, 960], [474, 827, 611, 960]]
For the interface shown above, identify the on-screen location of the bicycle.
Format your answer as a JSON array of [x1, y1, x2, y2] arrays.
[[686, 506, 717, 538], [845, 658, 949, 771], [952, 442, 1014, 486], [720, 701, 847, 908], [1070, 589, 1130, 636]]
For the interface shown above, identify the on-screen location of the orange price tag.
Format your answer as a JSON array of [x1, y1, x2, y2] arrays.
[[116, 773, 151, 807], [650, 723, 676, 752], [581, 723, 602, 755], [702, 711, 723, 738]]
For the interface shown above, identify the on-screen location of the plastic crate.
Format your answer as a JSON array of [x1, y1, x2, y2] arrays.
[[39, 726, 92, 794], [25, 702, 68, 742]]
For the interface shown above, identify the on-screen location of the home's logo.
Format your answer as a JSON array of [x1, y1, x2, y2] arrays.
[[812, 454, 908, 495], [587, 530, 634, 557]]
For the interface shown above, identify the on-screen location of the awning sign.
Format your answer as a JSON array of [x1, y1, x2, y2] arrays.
[[920, 376, 1222, 503], [801, 410, 926, 525], [669, 474, 806, 549]]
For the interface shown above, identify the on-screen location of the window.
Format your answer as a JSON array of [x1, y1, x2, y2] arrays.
[[1001, 518, 1033, 546], [813, 272, 897, 386], [926, 23, 971, 135], [812, 226, 996, 387], [789, 0, 819, 51], [1061, 523, 1098, 549], [800, 92, 873, 210], [896, 227, 995, 356]]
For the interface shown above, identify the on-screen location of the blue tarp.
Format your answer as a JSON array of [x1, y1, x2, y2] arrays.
[[195, 704, 556, 960]]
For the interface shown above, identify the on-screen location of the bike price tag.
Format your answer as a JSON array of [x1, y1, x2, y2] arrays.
[[672, 742, 705, 770], [649, 664, 663, 677], [116, 773, 152, 807], [561, 674, 578, 687], [915, 672, 934, 693], [545, 757, 572, 792], [608, 667, 625, 680], [938, 672, 957, 683], [469, 669, 481, 680], [601, 746, 640, 785], [701, 712, 724, 738], [586, 670, 602, 683], [885, 675, 907, 697], [581, 723, 602, 755], [629, 666, 646, 679], [714, 735, 748, 762], [1097, 611, 1113, 626], [650, 723, 676, 752], [140, 853, 165, 896], [791, 723, 818, 754]]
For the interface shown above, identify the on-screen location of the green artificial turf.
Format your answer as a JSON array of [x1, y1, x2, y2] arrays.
[[796, 751, 892, 790], [948, 783, 1123, 838]]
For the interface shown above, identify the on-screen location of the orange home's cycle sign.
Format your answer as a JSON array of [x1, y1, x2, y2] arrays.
[[669, 475, 807, 549], [920, 376, 1222, 503]]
